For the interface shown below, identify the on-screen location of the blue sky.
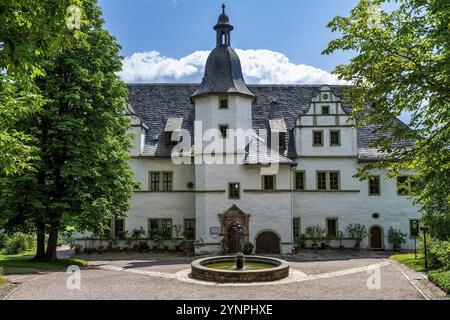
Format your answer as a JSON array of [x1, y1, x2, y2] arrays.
[[99, 0, 359, 72]]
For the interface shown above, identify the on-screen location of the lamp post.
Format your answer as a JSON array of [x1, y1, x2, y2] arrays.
[[412, 220, 418, 259], [420, 226, 430, 271]]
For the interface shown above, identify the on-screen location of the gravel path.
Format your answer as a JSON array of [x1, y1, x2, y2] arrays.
[[6, 257, 429, 300]]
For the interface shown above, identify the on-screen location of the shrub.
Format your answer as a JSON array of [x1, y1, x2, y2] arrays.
[[428, 270, 450, 293], [427, 238, 450, 270], [242, 242, 254, 255], [3, 233, 35, 254], [295, 234, 307, 248], [130, 227, 146, 239], [387, 227, 407, 251], [305, 225, 326, 246], [346, 224, 368, 248], [0, 230, 7, 249]]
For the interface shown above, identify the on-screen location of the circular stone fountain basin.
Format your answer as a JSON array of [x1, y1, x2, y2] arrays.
[[190, 256, 290, 283]]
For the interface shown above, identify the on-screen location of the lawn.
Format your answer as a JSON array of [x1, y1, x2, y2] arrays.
[[390, 253, 450, 294], [390, 253, 425, 272], [0, 251, 87, 276]]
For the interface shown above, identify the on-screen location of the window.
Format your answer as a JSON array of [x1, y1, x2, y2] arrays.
[[326, 218, 338, 237], [313, 131, 323, 146], [410, 219, 419, 238], [317, 171, 340, 190], [397, 176, 410, 195], [329, 172, 339, 190], [148, 218, 172, 239], [149, 172, 173, 191], [219, 98, 228, 109], [295, 171, 305, 190], [184, 219, 195, 240], [293, 218, 301, 238], [162, 172, 173, 191], [330, 130, 340, 146], [114, 219, 125, 239], [369, 175, 380, 195], [317, 172, 327, 190], [262, 175, 275, 190], [219, 124, 229, 138], [150, 172, 160, 191], [229, 183, 240, 199], [321, 105, 330, 114]]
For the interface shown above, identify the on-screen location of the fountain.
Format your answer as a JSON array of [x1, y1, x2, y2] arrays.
[[190, 224, 290, 283]]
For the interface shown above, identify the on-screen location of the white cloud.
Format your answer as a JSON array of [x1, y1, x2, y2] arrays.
[[119, 49, 346, 85]]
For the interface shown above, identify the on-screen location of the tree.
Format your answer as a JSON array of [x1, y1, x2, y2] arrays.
[[0, 0, 76, 175], [323, 0, 450, 239], [0, 0, 134, 261]]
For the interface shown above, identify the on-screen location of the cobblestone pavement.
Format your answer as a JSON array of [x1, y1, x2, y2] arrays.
[[5, 250, 441, 300]]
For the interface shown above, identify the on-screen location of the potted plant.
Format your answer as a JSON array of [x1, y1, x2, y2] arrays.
[[346, 224, 368, 249], [305, 225, 326, 250], [387, 227, 407, 252], [242, 241, 254, 255], [294, 234, 306, 252]]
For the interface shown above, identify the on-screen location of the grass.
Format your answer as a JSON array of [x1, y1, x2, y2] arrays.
[[0, 251, 87, 276], [0, 274, 7, 286], [391, 253, 450, 294], [428, 270, 450, 294], [390, 253, 425, 272]]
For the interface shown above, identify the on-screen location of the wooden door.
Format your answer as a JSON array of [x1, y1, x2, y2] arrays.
[[370, 226, 382, 249], [256, 231, 280, 254], [227, 228, 237, 253]]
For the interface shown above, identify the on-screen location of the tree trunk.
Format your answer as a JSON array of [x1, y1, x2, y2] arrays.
[[34, 222, 46, 261], [45, 225, 59, 262]]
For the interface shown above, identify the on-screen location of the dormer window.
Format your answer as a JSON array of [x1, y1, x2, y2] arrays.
[[164, 117, 183, 147], [219, 98, 228, 109], [321, 105, 330, 114], [269, 118, 287, 152]]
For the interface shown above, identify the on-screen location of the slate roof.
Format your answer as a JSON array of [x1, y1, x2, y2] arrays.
[[127, 83, 413, 162], [190, 46, 255, 100]]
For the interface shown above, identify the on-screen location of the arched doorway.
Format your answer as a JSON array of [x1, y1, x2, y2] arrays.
[[256, 231, 280, 254], [370, 226, 383, 249]]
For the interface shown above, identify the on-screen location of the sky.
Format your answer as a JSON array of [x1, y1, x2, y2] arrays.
[[98, 0, 363, 85]]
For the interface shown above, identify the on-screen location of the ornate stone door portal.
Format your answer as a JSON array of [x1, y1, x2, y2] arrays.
[[218, 205, 250, 253]]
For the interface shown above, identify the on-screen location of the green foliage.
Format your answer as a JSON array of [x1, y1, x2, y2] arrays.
[[242, 242, 254, 255], [387, 227, 408, 249], [0, 0, 134, 261], [427, 238, 450, 270], [305, 225, 326, 245], [0, 230, 7, 249], [0, 0, 76, 175], [390, 253, 425, 272], [295, 234, 307, 248], [2, 233, 35, 255], [323, 0, 450, 240], [428, 270, 450, 293], [0, 253, 86, 270], [130, 227, 146, 239], [346, 224, 368, 247]]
